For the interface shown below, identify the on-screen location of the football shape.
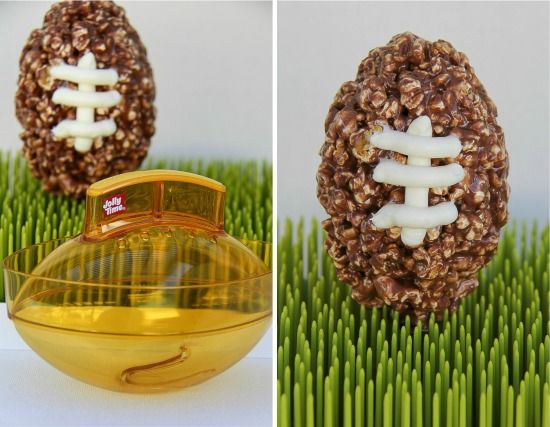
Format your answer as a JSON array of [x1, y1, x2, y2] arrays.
[[16, 1, 156, 197], [317, 32, 509, 320]]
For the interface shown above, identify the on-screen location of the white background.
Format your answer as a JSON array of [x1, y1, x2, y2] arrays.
[[0, 1, 272, 160], [279, 1, 549, 224]]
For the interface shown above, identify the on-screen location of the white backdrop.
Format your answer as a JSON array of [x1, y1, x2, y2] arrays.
[[0, 1, 272, 160], [279, 1, 549, 224]]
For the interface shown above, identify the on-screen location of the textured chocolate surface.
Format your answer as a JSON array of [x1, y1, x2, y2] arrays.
[[317, 33, 509, 320], [16, 1, 155, 197]]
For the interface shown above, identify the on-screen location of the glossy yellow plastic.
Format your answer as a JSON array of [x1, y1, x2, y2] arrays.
[[3, 170, 272, 393]]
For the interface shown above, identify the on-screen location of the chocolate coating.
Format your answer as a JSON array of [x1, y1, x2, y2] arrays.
[[317, 33, 509, 320], [16, 1, 155, 197]]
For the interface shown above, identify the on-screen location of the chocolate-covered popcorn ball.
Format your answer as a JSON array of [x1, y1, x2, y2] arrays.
[[317, 32, 509, 321], [16, 1, 156, 197]]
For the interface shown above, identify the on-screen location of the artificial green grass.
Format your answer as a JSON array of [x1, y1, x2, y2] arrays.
[[277, 218, 549, 427], [0, 151, 272, 302]]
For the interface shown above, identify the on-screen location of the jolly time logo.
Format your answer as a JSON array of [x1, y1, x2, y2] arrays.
[[103, 193, 127, 218]]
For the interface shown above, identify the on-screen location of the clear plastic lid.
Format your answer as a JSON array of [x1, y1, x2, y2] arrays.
[[3, 171, 272, 392], [24, 170, 270, 287]]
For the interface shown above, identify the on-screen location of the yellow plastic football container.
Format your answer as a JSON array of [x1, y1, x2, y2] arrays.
[[3, 170, 272, 393]]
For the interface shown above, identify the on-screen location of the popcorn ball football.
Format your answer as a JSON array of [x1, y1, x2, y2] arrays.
[[16, 1, 156, 197], [317, 32, 509, 320]]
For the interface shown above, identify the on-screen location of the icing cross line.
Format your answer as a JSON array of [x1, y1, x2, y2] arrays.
[[369, 116, 465, 247], [50, 52, 121, 153]]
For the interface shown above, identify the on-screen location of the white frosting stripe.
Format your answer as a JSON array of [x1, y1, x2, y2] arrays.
[[372, 202, 458, 229], [369, 116, 464, 247], [400, 118, 432, 246], [373, 159, 464, 188], [370, 126, 461, 158], [52, 88, 121, 108], [74, 53, 95, 152], [52, 119, 117, 138], [49, 65, 118, 86], [50, 52, 120, 153]]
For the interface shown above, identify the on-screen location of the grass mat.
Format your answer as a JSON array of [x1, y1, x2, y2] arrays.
[[277, 219, 549, 427], [0, 151, 272, 302]]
